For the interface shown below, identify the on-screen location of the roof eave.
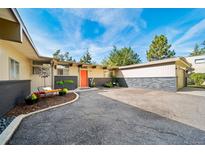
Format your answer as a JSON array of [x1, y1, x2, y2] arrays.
[[10, 8, 44, 60]]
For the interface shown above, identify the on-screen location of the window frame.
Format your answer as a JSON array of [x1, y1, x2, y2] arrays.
[[56, 64, 69, 76], [195, 58, 205, 64], [57, 69, 64, 76], [9, 58, 20, 80]]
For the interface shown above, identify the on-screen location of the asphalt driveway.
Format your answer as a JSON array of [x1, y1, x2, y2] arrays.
[[8, 90, 205, 145]]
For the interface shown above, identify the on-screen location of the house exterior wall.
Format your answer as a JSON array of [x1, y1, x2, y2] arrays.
[[116, 63, 178, 91], [176, 66, 185, 89], [0, 40, 32, 115], [0, 41, 32, 80], [87, 67, 113, 87], [54, 76, 78, 90], [0, 80, 30, 116], [117, 64, 176, 78], [88, 67, 107, 78], [53, 64, 113, 88], [117, 77, 177, 91], [31, 72, 52, 92], [186, 55, 205, 73]]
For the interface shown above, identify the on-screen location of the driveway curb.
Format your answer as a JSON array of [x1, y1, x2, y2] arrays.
[[0, 92, 79, 145]]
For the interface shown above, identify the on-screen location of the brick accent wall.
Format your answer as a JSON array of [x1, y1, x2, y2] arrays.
[[117, 77, 177, 91]]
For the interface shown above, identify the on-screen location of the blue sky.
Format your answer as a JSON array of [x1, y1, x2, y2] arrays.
[[18, 8, 205, 63]]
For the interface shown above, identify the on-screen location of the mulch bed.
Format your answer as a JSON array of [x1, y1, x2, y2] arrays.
[[6, 92, 77, 117]]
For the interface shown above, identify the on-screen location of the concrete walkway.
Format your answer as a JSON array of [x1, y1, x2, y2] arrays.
[[177, 87, 205, 97], [8, 90, 205, 145]]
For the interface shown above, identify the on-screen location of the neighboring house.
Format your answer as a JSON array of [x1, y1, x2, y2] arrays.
[[116, 57, 191, 91], [0, 8, 192, 116], [185, 54, 205, 73]]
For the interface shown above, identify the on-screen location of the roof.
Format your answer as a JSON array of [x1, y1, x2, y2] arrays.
[[10, 8, 52, 61], [118, 57, 191, 70], [55, 59, 118, 70]]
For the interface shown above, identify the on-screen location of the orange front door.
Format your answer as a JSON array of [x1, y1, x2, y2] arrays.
[[80, 70, 88, 88]]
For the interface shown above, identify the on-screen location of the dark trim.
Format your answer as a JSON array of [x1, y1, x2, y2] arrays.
[[88, 77, 112, 87], [0, 80, 31, 84], [54, 76, 78, 90], [0, 80, 31, 116]]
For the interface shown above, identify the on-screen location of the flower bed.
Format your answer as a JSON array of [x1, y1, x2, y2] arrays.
[[6, 92, 77, 117]]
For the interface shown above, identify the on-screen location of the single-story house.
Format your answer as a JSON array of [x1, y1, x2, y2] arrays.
[[32, 59, 117, 91], [0, 8, 115, 115], [0, 8, 192, 116]]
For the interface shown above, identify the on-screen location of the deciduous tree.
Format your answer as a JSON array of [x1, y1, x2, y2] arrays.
[[102, 46, 141, 67]]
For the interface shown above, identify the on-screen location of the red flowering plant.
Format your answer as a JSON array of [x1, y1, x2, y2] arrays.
[[33, 91, 46, 98]]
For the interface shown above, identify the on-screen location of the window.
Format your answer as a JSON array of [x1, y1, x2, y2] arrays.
[[104, 70, 109, 77], [57, 69, 69, 76], [195, 58, 205, 64], [9, 58, 19, 80], [56, 64, 69, 76], [57, 69, 63, 75], [33, 66, 41, 75]]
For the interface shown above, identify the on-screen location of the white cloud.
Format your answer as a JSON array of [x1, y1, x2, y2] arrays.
[[33, 8, 145, 62], [174, 18, 205, 46], [19, 8, 205, 63]]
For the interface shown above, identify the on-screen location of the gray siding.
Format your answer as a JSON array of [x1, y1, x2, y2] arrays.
[[0, 80, 31, 116], [117, 77, 177, 91], [54, 76, 78, 90], [88, 78, 112, 87]]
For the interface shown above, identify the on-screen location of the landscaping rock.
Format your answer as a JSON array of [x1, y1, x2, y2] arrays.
[[0, 116, 15, 135]]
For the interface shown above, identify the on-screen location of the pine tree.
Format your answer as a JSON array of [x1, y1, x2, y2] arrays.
[[146, 35, 175, 61], [80, 49, 92, 64], [52, 50, 75, 61], [190, 42, 205, 56]]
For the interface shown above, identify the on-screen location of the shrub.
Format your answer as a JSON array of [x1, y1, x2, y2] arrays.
[[189, 73, 205, 86], [89, 78, 96, 87], [25, 93, 38, 105], [56, 79, 73, 89], [103, 81, 114, 88], [59, 88, 69, 96]]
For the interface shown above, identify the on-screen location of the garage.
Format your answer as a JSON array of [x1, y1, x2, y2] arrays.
[[116, 57, 191, 91]]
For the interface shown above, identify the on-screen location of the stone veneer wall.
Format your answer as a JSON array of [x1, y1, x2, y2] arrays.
[[0, 80, 31, 116], [117, 77, 177, 91]]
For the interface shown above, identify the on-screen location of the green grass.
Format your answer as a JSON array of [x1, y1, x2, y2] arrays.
[[187, 85, 205, 89]]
